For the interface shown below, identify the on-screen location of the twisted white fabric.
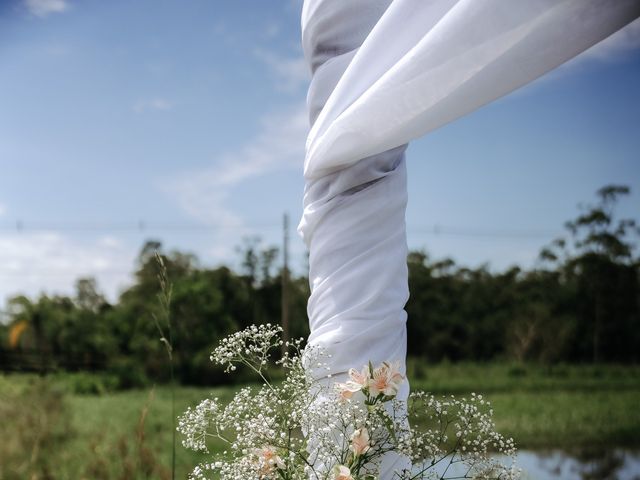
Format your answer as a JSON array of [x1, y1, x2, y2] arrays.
[[298, 1, 639, 477]]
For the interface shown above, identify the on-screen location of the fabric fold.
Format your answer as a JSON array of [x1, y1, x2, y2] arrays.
[[303, 0, 640, 179], [298, 1, 639, 477]]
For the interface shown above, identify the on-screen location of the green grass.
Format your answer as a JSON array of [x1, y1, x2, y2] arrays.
[[407, 360, 640, 450], [1, 362, 639, 479], [488, 390, 640, 449], [406, 359, 640, 394], [65, 385, 226, 478], [0, 374, 232, 479]]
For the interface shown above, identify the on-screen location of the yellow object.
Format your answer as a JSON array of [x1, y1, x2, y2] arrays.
[[8, 320, 28, 348]]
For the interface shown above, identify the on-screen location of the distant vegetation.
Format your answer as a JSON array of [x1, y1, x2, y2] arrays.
[[0, 184, 638, 389]]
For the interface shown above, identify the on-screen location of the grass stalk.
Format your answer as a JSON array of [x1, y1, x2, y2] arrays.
[[152, 251, 176, 480]]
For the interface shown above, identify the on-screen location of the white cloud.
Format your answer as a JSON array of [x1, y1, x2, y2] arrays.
[[0, 232, 136, 307], [44, 43, 71, 57], [159, 103, 308, 260], [212, 22, 240, 47], [96, 235, 124, 249], [254, 49, 309, 93], [215, 104, 308, 186], [0, 203, 6, 217], [25, 0, 68, 17], [133, 98, 174, 113], [264, 22, 280, 39]]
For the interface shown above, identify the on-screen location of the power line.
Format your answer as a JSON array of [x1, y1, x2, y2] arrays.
[[0, 220, 561, 238], [0, 270, 134, 277], [0, 220, 280, 233], [410, 225, 560, 238]]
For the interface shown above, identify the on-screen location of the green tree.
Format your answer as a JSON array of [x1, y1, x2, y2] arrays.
[[537, 184, 640, 362]]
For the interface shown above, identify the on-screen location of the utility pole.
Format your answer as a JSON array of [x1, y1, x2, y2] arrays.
[[281, 212, 290, 354]]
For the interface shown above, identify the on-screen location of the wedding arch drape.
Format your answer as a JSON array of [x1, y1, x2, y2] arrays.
[[298, 0, 639, 476]]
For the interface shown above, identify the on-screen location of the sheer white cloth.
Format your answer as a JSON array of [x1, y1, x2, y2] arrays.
[[297, 1, 639, 477]]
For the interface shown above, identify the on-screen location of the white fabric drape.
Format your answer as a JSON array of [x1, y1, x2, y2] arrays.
[[298, 1, 639, 477]]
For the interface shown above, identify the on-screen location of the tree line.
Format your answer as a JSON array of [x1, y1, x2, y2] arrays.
[[0, 185, 638, 387]]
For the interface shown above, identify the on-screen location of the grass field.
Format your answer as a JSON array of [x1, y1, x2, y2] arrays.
[[407, 361, 640, 449], [1, 362, 639, 479]]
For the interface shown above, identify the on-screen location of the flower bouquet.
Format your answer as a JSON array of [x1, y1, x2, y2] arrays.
[[177, 324, 521, 480]]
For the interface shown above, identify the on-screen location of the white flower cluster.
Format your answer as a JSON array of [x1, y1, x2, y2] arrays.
[[402, 391, 520, 479], [178, 324, 521, 480], [210, 323, 285, 373]]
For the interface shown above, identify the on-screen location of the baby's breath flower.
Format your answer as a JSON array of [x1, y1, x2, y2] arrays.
[[179, 324, 521, 480]]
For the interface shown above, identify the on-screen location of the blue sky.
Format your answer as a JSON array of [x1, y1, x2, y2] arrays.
[[0, 0, 639, 306]]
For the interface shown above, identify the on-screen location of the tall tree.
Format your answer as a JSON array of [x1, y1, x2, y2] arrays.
[[538, 184, 640, 362]]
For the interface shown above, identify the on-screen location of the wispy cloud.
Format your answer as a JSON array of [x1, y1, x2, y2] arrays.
[[212, 22, 240, 48], [159, 103, 308, 259], [264, 22, 280, 39], [0, 203, 6, 217], [44, 43, 71, 57], [215, 104, 308, 186], [254, 49, 309, 93], [133, 98, 174, 113], [25, 0, 68, 17], [0, 232, 135, 306]]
